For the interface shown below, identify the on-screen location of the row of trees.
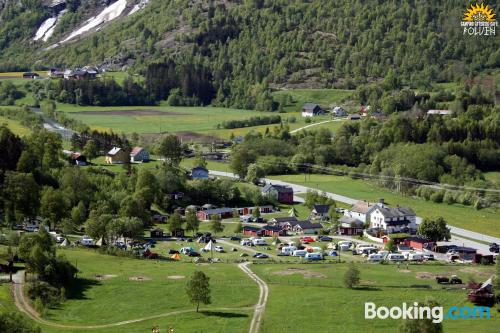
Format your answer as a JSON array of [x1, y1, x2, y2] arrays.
[[220, 115, 281, 129]]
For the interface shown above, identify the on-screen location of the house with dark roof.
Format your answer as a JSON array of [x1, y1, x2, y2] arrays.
[[338, 216, 364, 236], [130, 147, 149, 163], [301, 103, 323, 117], [262, 225, 286, 237], [268, 216, 298, 226], [291, 221, 323, 235], [367, 205, 417, 234], [191, 166, 209, 179], [310, 204, 330, 220], [261, 184, 294, 204], [242, 225, 263, 237], [69, 152, 87, 166]]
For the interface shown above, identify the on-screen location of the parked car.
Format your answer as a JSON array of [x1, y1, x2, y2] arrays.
[[252, 252, 268, 259], [318, 236, 333, 242], [81, 236, 94, 246], [168, 249, 180, 254], [489, 243, 499, 253], [188, 251, 201, 257], [300, 236, 315, 243], [326, 250, 338, 257], [240, 215, 254, 223], [215, 246, 225, 253], [450, 275, 463, 284], [230, 236, 241, 241]]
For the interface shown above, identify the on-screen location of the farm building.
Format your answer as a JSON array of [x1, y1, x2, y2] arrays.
[[130, 147, 150, 163], [64, 67, 98, 80], [301, 103, 323, 117], [332, 106, 347, 117], [191, 167, 209, 179], [105, 147, 129, 164], [338, 216, 364, 236], [261, 184, 294, 204], [197, 208, 234, 221]]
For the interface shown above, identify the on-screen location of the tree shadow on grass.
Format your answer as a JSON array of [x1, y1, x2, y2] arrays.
[[353, 286, 382, 291], [67, 278, 101, 300], [200, 311, 249, 318]]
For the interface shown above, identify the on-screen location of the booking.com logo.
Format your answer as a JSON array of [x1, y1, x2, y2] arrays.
[[365, 302, 491, 323]]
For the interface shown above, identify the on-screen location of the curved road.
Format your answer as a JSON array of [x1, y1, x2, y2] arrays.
[[289, 119, 344, 134], [209, 170, 499, 254]]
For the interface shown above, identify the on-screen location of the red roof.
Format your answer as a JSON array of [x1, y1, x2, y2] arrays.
[[130, 147, 143, 156]]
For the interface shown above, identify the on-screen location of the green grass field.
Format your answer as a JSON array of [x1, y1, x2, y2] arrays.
[[252, 263, 498, 333], [272, 89, 354, 112], [268, 174, 500, 237], [24, 248, 256, 333], [0, 116, 31, 136]]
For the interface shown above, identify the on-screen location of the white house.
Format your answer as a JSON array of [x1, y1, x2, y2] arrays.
[[367, 206, 417, 234], [344, 200, 377, 223], [332, 106, 347, 117]]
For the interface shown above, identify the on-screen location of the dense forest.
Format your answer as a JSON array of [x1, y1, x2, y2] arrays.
[[0, 1, 498, 108]]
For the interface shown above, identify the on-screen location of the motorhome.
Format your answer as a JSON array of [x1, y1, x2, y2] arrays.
[[304, 252, 323, 260], [407, 252, 423, 261], [281, 246, 297, 255], [387, 253, 405, 262], [292, 250, 308, 257], [81, 236, 94, 246], [367, 253, 383, 262], [252, 238, 267, 246]]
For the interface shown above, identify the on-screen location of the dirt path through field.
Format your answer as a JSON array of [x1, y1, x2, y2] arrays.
[[238, 262, 269, 333], [11, 270, 252, 329]]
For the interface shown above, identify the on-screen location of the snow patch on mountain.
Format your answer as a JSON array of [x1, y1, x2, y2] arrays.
[[128, 0, 149, 16], [62, 0, 128, 43], [34, 9, 67, 42]]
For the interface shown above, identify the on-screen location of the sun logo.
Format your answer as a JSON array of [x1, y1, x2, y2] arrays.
[[463, 3, 496, 22]]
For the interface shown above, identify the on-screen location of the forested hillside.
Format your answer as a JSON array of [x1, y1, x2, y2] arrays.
[[1, 0, 499, 108]]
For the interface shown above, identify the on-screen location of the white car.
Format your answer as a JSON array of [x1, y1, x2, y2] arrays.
[[215, 246, 225, 253], [81, 236, 94, 246]]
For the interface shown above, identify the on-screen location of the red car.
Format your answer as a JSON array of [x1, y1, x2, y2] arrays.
[[300, 237, 315, 243]]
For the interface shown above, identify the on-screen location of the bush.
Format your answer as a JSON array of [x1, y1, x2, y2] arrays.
[[26, 281, 61, 308], [430, 190, 444, 203], [304, 117, 312, 124], [443, 191, 456, 205]]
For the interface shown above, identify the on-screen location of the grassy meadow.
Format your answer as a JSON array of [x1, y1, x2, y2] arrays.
[[268, 174, 500, 237], [252, 263, 498, 333], [0, 115, 31, 136], [272, 88, 354, 112]]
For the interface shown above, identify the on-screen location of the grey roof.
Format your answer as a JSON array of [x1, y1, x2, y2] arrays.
[[192, 166, 208, 172], [262, 184, 293, 194], [338, 216, 364, 227], [271, 217, 298, 223], [243, 226, 261, 232], [262, 225, 283, 232], [107, 147, 122, 156], [302, 103, 320, 111], [293, 221, 323, 230], [374, 206, 415, 218], [202, 208, 233, 215], [313, 204, 330, 214]]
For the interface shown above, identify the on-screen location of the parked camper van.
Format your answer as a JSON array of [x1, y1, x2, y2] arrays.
[[367, 253, 383, 262], [304, 252, 323, 261], [252, 238, 267, 246], [407, 252, 424, 261], [281, 246, 297, 255], [81, 236, 94, 246], [387, 253, 405, 262], [292, 250, 308, 257]]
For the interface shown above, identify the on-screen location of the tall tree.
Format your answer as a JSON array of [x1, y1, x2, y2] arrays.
[[209, 216, 224, 235], [185, 209, 200, 236], [156, 135, 183, 166], [186, 271, 211, 312], [168, 211, 183, 235], [417, 217, 451, 242]]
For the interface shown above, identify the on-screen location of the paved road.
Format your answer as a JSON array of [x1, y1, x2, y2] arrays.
[[30, 107, 75, 140], [238, 262, 268, 333], [209, 170, 499, 254]]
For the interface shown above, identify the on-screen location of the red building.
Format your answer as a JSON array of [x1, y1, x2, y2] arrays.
[[338, 216, 364, 236], [243, 226, 263, 237], [403, 237, 435, 251], [261, 184, 294, 204], [196, 208, 234, 221]]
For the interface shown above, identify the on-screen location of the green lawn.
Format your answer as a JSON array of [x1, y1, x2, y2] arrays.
[[268, 174, 499, 237], [252, 263, 498, 333], [0, 116, 31, 136], [484, 172, 500, 187], [272, 88, 354, 112], [11, 248, 257, 333]]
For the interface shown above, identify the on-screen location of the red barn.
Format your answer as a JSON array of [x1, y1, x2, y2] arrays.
[[404, 237, 435, 251]]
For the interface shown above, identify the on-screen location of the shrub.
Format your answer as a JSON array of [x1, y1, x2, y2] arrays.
[[430, 190, 444, 203], [26, 281, 61, 308], [443, 191, 456, 205], [343, 263, 360, 289]]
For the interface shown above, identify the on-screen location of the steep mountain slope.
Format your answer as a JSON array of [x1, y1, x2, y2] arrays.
[[0, 1, 498, 95]]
